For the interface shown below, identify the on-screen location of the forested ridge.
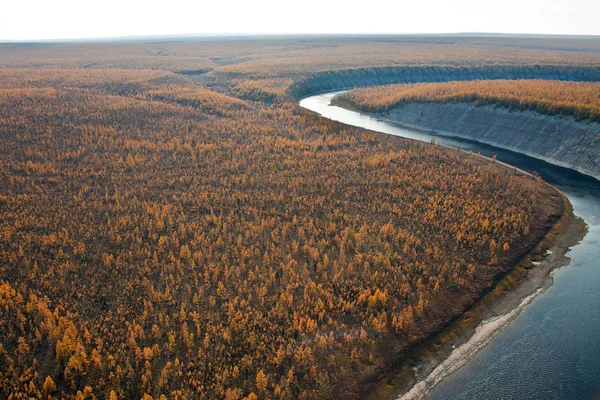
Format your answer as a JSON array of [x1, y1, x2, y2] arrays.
[[0, 37, 587, 399], [336, 79, 600, 122]]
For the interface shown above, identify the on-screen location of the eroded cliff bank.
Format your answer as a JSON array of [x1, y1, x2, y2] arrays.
[[341, 101, 600, 180], [288, 65, 600, 100]]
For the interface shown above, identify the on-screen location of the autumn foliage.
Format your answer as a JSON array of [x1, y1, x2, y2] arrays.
[[337, 79, 600, 121], [0, 37, 576, 399]]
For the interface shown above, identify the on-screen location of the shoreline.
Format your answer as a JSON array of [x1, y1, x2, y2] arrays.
[[360, 179, 587, 400], [395, 195, 586, 400]]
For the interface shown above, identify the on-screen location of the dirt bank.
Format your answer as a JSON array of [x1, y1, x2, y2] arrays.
[[337, 100, 600, 181], [288, 65, 600, 100]]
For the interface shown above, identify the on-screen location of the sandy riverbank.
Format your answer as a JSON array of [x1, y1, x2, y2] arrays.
[[397, 199, 586, 400], [362, 191, 586, 400]]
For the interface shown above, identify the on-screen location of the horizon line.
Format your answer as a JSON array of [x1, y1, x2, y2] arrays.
[[2, 31, 600, 44]]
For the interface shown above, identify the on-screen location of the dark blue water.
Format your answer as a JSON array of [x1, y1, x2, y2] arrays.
[[300, 92, 600, 400]]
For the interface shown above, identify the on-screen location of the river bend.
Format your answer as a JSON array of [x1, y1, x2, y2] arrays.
[[299, 92, 600, 400]]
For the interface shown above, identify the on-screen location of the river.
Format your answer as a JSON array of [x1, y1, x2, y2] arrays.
[[299, 92, 600, 400]]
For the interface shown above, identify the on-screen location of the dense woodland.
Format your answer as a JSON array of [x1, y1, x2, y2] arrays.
[[0, 36, 589, 399], [2, 39, 599, 73], [337, 79, 600, 122]]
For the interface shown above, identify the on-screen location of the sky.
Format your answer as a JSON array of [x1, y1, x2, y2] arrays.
[[1, 0, 599, 41]]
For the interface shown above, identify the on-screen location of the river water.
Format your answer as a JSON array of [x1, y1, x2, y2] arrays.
[[299, 92, 600, 399]]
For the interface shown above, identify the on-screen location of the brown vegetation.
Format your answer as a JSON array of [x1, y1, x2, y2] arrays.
[[2, 36, 600, 82], [0, 36, 585, 399], [337, 79, 600, 121]]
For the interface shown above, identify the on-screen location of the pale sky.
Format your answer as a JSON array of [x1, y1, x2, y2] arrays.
[[1, 0, 599, 41]]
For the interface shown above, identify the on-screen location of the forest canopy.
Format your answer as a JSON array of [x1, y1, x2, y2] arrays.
[[336, 79, 600, 122], [0, 36, 583, 399]]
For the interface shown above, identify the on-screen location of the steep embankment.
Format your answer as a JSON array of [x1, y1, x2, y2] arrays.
[[288, 65, 600, 99], [346, 102, 600, 180], [291, 66, 600, 180]]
